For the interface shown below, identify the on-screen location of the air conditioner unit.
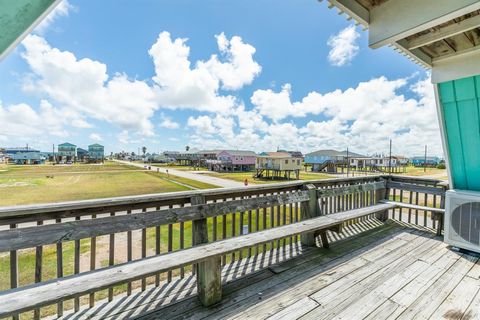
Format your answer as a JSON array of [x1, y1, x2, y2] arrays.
[[445, 190, 480, 253]]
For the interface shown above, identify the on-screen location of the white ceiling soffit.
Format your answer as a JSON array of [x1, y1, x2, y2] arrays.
[[321, 0, 480, 70]]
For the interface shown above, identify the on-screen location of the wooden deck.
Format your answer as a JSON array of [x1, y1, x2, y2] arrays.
[[57, 219, 480, 320]]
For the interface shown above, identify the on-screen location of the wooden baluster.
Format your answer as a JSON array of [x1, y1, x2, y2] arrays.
[[408, 191, 413, 223], [192, 194, 221, 306], [222, 201, 227, 265], [276, 194, 281, 249], [108, 212, 115, 302], [262, 206, 267, 252], [55, 219, 63, 317], [89, 214, 97, 307], [33, 220, 43, 320], [432, 194, 438, 230], [392, 188, 397, 219], [270, 197, 275, 251], [255, 195, 261, 255], [423, 192, 428, 227], [231, 201, 236, 261], [239, 196, 245, 260], [126, 210, 133, 295], [141, 208, 147, 291], [168, 205, 173, 282], [180, 205, 185, 278], [74, 216, 81, 311], [10, 224, 19, 320], [289, 198, 294, 247], [212, 200, 218, 243], [415, 191, 420, 225], [155, 206, 161, 286], [282, 198, 287, 248], [399, 189, 404, 222], [248, 196, 253, 257]]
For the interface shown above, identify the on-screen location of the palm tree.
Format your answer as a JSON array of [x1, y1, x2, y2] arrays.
[[142, 146, 147, 158], [185, 145, 190, 151]]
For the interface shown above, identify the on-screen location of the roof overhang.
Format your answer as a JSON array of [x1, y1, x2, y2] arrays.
[[0, 0, 62, 61], [322, 0, 480, 82]]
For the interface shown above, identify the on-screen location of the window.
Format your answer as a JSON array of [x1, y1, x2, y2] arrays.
[[297, 159, 300, 165], [285, 160, 288, 164]]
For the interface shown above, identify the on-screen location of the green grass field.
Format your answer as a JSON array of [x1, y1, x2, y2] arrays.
[[0, 161, 218, 206], [201, 170, 334, 184]]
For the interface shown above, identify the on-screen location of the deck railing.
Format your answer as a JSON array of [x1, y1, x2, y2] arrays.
[[0, 175, 446, 319]]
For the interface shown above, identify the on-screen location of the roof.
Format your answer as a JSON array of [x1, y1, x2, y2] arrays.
[[58, 142, 76, 147], [88, 144, 104, 148], [305, 149, 366, 158], [196, 150, 223, 155], [220, 150, 257, 157], [411, 156, 440, 160], [322, 0, 480, 82], [305, 149, 342, 157], [258, 152, 292, 158], [77, 148, 88, 153]]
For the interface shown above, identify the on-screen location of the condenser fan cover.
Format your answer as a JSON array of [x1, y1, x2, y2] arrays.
[[451, 202, 480, 245]]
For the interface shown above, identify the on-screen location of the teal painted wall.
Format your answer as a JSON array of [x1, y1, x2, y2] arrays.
[[0, 0, 56, 57], [438, 76, 480, 191]]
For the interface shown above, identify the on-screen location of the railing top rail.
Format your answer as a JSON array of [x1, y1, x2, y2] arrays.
[[0, 174, 445, 223], [0, 175, 383, 218]]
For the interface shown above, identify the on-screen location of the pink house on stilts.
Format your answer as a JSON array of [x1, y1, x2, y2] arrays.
[[206, 150, 257, 172]]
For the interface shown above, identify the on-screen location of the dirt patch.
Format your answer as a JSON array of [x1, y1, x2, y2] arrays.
[[0, 181, 35, 188]]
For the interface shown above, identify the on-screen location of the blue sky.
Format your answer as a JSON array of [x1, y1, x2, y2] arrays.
[[0, 0, 442, 156]]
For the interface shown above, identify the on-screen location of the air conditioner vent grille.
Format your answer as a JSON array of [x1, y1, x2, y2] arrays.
[[452, 202, 480, 245]]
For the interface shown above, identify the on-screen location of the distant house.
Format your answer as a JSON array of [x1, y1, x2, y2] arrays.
[[163, 151, 180, 159], [255, 152, 302, 179], [88, 144, 104, 163], [411, 156, 441, 167], [76, 148, 89, 162], [58, 142, 77, 163], [175, 150, 200, 166], [151, 153, 175, 163], [305, 149, 364, 172], [10, 152, 45, 165], [196, 150, 223, 163], [0, 148, 5, 163], [206, 150, 257, 172]]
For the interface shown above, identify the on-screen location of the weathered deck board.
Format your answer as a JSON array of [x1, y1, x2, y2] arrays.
[[142, 222, 407, 319], [39, 220, 479, 320]]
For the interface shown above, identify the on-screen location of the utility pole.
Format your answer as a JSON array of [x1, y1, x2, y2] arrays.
[[424, 145, 427, 173], [389, 139, 392, 174], [346, 147, 350, 178]]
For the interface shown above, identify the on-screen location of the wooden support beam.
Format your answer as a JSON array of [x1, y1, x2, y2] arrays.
[[375, 183, 388, 222], [301, 184, 320, 247], [407, 14, 480, 50], [369, 0, 480, 49], [191, 195, 222, 306]]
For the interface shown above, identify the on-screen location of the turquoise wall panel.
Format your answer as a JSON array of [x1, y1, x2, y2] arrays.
[[0, 0, 56, 58], [438, 75, 480, 191]]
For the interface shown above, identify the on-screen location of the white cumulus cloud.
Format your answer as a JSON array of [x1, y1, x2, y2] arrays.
[[327, 25, 360, 66], [89, 133, 103, 141], [34, 0, 74, 34]]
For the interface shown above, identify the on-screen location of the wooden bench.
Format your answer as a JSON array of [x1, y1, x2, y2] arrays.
[[0, 181, 393, 318]]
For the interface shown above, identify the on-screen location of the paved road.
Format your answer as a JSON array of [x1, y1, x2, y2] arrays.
[[115, 160, 245, 188]]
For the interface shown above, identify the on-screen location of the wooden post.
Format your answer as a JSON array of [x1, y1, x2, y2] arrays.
[[191, 194, 222, 306], [437, 185, 448, 236], [300, 184, 320, 246], [375, 179, 389, 221]]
